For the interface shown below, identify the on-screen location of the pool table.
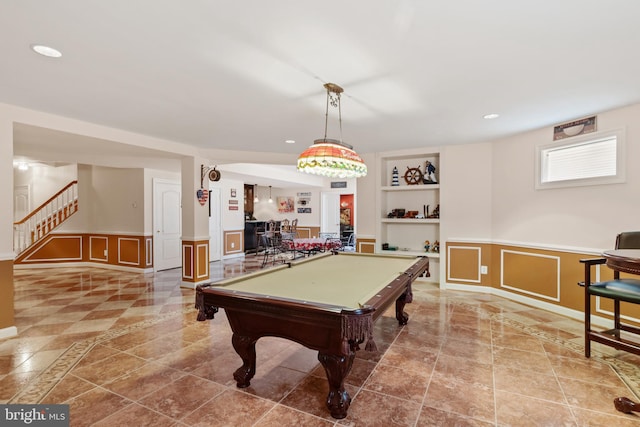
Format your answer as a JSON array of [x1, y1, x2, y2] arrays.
[[195, 251, 429, 419]]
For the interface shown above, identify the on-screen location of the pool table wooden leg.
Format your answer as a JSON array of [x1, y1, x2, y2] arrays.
[[318, 351, 355, 419], [395, 294, 409, 325], [231, 334, 257, 387]]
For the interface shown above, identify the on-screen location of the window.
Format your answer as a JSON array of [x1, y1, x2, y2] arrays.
[[536, 129, 625, 189]]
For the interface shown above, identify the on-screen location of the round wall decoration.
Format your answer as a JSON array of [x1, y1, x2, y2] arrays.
[[208, 168, 221, 181], [403, 166, 423, 185]]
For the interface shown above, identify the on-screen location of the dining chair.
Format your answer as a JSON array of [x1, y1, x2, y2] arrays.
[[580, 231, 640, 357], [260, 232, 292, 267]]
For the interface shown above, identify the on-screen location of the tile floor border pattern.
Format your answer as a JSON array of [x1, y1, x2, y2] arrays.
[[8, 307, 186, 404], [462, 300, 640, 400], [8, 296, 640, 406]]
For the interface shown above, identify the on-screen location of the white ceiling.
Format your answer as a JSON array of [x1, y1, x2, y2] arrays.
[[4, 1, 640, 168]]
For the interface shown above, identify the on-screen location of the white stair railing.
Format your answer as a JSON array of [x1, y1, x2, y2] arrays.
[[13, 181, 78, 256]]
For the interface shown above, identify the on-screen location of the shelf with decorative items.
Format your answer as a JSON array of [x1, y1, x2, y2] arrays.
[[375, 148, 441, 277], [381, 218, 439, 224], [380, 184, 440, 192]]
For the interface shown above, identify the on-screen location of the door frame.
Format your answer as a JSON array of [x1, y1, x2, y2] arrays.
[[209, 187, 221, 262]]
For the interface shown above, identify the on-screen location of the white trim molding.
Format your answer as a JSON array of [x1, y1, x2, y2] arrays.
[[447, 245, 482, 283], [0, 326, 18, 340], [500, 249, 561, 303]]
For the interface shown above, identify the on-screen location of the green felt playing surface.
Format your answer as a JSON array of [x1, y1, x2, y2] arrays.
[[212, 253, 421, 309]]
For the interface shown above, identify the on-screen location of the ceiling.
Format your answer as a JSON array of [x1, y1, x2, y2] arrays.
[[4, 1, 640, 170]]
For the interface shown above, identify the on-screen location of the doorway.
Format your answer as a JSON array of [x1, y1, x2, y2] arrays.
[[339, 194, 354, 241], [321, 192, 340, 236], [321, 192, 355, 240], [153, 179, 182, 271]]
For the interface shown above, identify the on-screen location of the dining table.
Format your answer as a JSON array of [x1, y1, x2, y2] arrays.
[[603, 249, 640, 275], [285, 237, 341, 256]]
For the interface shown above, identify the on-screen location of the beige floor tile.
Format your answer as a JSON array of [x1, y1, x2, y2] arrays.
[[5, 258, 640, 425]]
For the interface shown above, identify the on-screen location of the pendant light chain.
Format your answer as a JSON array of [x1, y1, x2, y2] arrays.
[[337, 91, 343, 144], [325, 87, 343, 143], [324, 89, 330, 140]]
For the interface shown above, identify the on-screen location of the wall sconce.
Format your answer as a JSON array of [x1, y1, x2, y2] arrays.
[[268, 186, 273, 203]]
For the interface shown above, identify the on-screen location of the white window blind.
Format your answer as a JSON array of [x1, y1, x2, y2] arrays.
[[542, 136, 617, 183], [536, 128, 625, 189]]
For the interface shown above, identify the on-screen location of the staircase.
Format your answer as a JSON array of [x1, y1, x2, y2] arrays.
[[13, 181, 79, 256]]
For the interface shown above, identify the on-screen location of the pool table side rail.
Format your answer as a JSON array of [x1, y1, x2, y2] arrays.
[[196, 285, 377, 354], [195, 255, 428, 324], [196, 284, 374, 317]]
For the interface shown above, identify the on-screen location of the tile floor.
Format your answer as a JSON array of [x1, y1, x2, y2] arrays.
[[3, 254, 640, 426]]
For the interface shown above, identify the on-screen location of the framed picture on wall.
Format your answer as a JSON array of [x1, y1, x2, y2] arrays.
[[340, 208, 351, 225], [230, 188, 237, 198], [277, 197, 294, 213], [553, 116, 597, 140]]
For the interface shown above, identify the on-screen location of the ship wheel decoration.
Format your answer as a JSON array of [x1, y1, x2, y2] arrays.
[[403, 166, 423, 185]]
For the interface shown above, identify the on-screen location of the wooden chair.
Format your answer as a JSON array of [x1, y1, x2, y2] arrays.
[[580, 231, 640, 357], [290, 218, 298, 238]]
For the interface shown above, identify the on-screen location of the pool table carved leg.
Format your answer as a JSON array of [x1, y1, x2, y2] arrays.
[[231, 334, 257, 388], [318, 351, 355, 419], [615, 396, 640, 413], [395, 294, 409, 325]]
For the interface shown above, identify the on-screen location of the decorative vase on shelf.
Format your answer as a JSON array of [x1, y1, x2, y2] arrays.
[[391, 167, 399, 186]]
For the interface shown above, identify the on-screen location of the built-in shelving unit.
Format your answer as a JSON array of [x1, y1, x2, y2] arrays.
[[375, 149, 441, 262]]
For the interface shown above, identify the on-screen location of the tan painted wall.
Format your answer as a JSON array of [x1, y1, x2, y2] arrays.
[[446, 240, 640, 323], [0, 260, 14, 330], [15, 232, 152, 269], [224, 230, 243, 255]]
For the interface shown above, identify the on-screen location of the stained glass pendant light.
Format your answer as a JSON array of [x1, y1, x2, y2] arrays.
[[297, 83, 367, 178]]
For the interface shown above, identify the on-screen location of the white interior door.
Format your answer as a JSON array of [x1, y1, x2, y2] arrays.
[[153, 179, 182, 271], [14, 185, 30, 250], [14, 185, 29, 221], [321, 192, 341, 236], [209, 187, 221, 262]]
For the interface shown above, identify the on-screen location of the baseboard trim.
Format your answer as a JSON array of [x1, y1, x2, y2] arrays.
[[14, 262, 153, 274], [0, 326, 18, 340], [180, 279, 212, 290]]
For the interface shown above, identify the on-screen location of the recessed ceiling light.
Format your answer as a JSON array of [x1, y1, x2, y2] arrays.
[[483, 113, 500, 119], [31, 44, 62, 58], [285, 140, 295, 144]]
